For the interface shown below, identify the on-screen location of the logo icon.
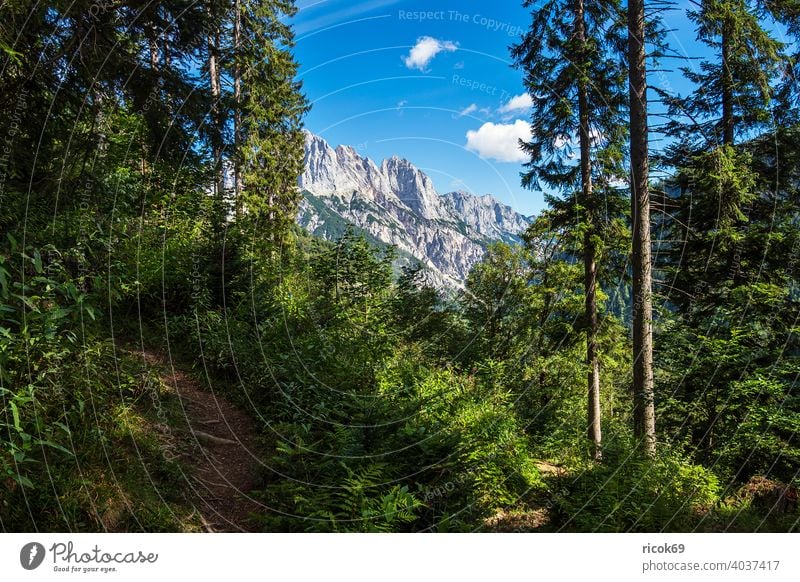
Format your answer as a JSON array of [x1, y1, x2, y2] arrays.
[[20, 542, 46, 570]]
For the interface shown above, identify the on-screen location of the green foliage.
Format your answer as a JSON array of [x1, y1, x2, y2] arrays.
[[237, 0, 308, 233], [555, 441, 721, 532], [511, 0, 629, 192], [460, 242, 535, 361], [0, 239, 194, 530], [657, 132, 800, 487], [663, 0, 792, 146], [3, 0, 800, 535], [0, 241, 94, 488], [656, 294, 800, 482], [409, 368, 543, 525], [172, 233, 546, 532]]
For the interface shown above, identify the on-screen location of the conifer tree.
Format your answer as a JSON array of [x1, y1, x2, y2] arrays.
[[660, 0, 800, 313], [512, 0, 629, 460], [628, 0, 656, 457], [235, 0, 308, 244], [655, 0, 800, 465], [663, 0, 793, 149]]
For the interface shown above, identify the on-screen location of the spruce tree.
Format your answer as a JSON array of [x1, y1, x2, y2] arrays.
[[235, 0, 308, 244], [663, 0, 792, 149], [629, 0, 656, 457], [659, 0, 800, 314], [512, 0, 628, 460], [656, 0, 800, 467]]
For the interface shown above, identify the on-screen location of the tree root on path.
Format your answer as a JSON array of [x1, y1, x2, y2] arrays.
[[191, 429, 238, 446]]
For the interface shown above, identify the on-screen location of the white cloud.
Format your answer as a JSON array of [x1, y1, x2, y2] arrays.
[[552, 128, 603, 149], [553, 134, 571, 148], [465, 119, 531, 163], [457, 103, 478, 117], [403, 36, 458, 71], [498, 93, 534, 115]]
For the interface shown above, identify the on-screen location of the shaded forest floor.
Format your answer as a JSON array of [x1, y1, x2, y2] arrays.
[[128, 344, 565, 533], [124, 344, 267, 532], [481, 462, 565, 532]]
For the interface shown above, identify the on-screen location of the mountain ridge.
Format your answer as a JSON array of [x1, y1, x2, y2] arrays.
[[297, 131, 532, 287]]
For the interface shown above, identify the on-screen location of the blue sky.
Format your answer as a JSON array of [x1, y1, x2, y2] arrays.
[[291, 0, 704, 217]]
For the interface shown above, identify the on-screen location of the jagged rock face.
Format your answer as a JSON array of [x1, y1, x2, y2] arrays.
[[380, 156, 446, 221], [301, 135, 392, 203], [298, 131, 532, 287], [440, 191, 531, 242]]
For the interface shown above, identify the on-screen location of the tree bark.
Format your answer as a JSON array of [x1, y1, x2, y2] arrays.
[[721, 16, 735, 146], [233, 0, 243, 218], [628, 0, 656, 457], [576, 0, 602, 461], [148, 24, 159, 71], [206, 2, 224, 208], [584, 232, 602, 461], [142, 23, 159, 179]]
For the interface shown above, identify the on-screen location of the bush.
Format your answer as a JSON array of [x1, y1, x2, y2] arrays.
[[0, 239, 193, 531], [555, 440, 720, 532]]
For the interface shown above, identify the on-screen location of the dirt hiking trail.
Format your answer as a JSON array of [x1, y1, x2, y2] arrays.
[[136, 346, 266, 532]]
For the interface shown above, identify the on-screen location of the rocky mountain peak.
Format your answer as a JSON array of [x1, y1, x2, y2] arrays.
[[380, 155, 444, 220], [440, 190, 531, 241], [298, 132, 533, 287]]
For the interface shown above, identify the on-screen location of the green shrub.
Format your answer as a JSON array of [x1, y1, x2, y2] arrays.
[[555, 440, 720, 532]]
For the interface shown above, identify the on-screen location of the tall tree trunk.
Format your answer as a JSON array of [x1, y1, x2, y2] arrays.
[[584, 232, 602, 460], [206, 0, 227, 304], [233, 0, 243, 218], [576, 0, 602, 461], [148, 24, 159, 71], [628, 0, 656, 457], [207, 2, 224, 213], [162, 24, 177, 208], [142, 23, 159, 179], [721, 16, 735, 146]]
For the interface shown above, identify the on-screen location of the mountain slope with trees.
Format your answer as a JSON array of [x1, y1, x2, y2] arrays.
[[298, 131, 532, 288]]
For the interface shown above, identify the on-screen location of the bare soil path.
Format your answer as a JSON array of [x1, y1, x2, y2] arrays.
[[135, 346, 265, 532]]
